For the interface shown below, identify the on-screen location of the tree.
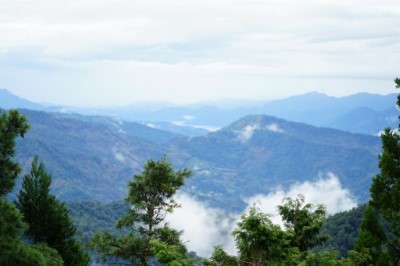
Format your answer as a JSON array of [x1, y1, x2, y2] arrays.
[[278, 194, 328, 254], [0, 110, 63, 266], [202, 246, 238, 266], [354, 204, 389, 265], [232, 205, 291, 265], [16, 155, 89, 266], [90, 156, 192, 265], [0, 109, 29, 197], [369, 77, 400, 264]]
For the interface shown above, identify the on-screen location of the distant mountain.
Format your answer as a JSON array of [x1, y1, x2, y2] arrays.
[[174, 115, 380, 210], [74, 92, 397, 135], [13, 110, 380, 212], [258, 92, 397, 133], [1, 89, 397, 135], [0, 89, 44, 110]]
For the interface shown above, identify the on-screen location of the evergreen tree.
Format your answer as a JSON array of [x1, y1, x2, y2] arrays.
[[354, 204, 389, 265], [370, 77, 400, 264], [90, 156, 192, 265], [0, 109, 29, 197], [16, 155, 89, 266], [232, 205, 291, 265], [278, 194, 328, 254], [0, 110, 62, 266]]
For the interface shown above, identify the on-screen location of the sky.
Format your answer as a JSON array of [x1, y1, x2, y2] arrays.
[[1, 0, 399, 107]]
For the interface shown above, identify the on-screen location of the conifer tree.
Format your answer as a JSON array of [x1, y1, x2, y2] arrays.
[[16, 155, 89, 266], [91, 156, 192, 265], [354, 204, 389, 265], [0, 109, 63, 265], [369, 78, 400, 264], [0, 109, 29, 197]]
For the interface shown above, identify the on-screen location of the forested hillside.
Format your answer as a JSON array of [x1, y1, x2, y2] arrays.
[[12, 109, 380, 212]]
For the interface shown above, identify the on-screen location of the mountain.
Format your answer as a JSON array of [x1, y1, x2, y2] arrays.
[[258, 92, 397, 133], [15, 110, 165, 201], [1, 89, 397, 136], [13, 110, 380, 212], [173, 115, 380, 210], [0, 89, 44, 110]]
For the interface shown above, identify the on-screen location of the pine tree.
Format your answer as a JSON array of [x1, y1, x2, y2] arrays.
[[369, 78, 400, 264], [0, 110, 63, 266], [90, 156, 192, 265], [354, 204, 389, 265], [16, 155, 89, 266], [0, 109, 29, 197]]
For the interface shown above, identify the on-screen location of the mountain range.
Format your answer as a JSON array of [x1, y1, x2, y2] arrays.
[[10, 109, 381, 212], [1, 88, 397, 135]]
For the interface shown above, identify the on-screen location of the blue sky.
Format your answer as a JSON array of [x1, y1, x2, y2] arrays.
[[0, 0, 399, 107]]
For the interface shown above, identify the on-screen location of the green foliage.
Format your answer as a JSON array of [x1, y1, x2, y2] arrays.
[[278, 194, 328, 253], [16, 156, 89, 266], [90, 156, 191, 265], [202, 246, 238, 266], [299, 250, 345, 266], [0, 109, 29, 197], [232, 206, 291, 265], [317, 204, 366, 257], [150, 239, 193, 266], [354, 205, 388, 264], [369, 77, 400, 264], [0, 242, 63, 266], [0, 110, 62, 266]]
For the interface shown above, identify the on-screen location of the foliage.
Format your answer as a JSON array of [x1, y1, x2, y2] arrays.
[[369, 78, 400, 264], [354, 204, 388, 265], [232, 205, 291, 265], [316, 204, 366, 257], [202, 246, 238, 266], [0, 109, 29, 197], [0, 110, 63, 266], [299, 250, 345, 266], [278, 195, 328, 254], [16, 155, 89, 266], [90, 156, 192, 265]]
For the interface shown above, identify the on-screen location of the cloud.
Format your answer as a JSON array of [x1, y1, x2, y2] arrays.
[[166, 173, 357, 257], [1, 0, 398, 106], [245, 173, 357, 226], [183, 115, 195, 121], [166, 193, 236, 257], [237, 124, 259, 142], [265, 123, 285, 133]]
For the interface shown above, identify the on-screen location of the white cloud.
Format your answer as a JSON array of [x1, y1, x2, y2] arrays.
[[265, 123, 285, 133], [1, 0, 398, 106], [245, 173, 357, 226], [237, 124, 259, 142], [146, 123, 157, 129], [166, 193, 236, 257], [183, 115, 195, 121], [166, 173, 357, 258]]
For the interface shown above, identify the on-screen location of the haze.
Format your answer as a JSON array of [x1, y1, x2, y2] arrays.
[[1, 0, 399, 107]]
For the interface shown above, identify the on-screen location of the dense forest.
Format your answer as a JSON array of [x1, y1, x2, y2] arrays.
[[1, 78, 400, 265]]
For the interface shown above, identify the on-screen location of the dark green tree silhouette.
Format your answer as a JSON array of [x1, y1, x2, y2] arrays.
[[370, 78, 400, 264], [0, 109, 29, 197], [16, 155, 89, 266], [354, 204, 389, 265], [0, 109, 63, 265]]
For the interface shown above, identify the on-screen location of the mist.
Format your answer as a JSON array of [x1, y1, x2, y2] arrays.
[[167, 172, 357, 257]]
